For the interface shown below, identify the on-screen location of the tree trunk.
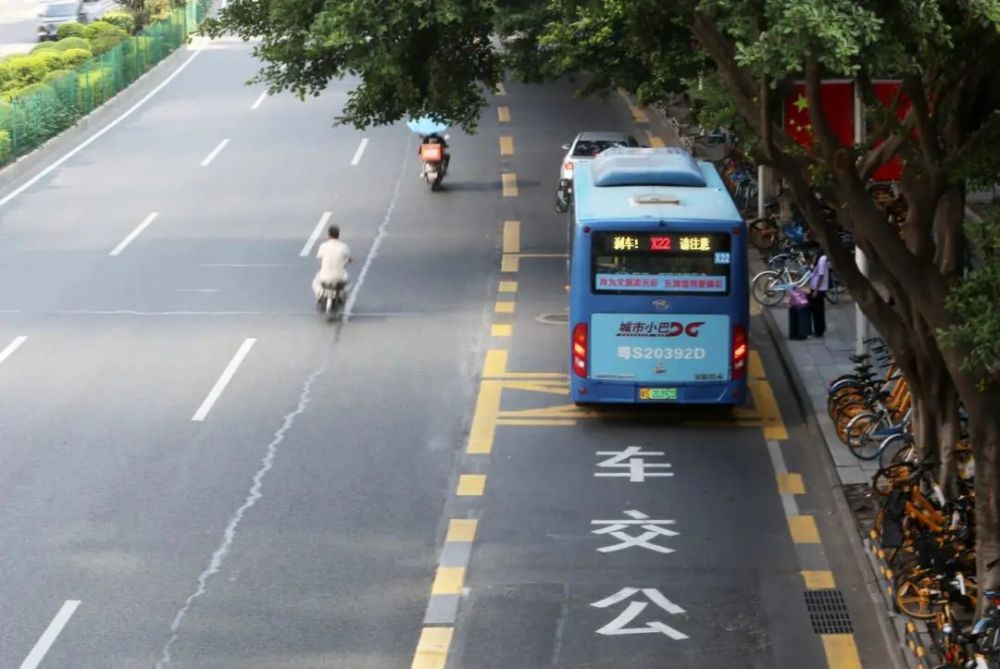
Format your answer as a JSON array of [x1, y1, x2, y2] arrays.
[[971, 397, 1000, 601]]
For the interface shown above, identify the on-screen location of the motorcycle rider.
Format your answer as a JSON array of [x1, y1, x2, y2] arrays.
[[312, 224, 352, 307], [419, 132, 450, 174]]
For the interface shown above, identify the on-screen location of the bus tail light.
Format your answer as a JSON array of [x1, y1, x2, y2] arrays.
[[572, 323, 588, 378], [731, 324, 748, 380]]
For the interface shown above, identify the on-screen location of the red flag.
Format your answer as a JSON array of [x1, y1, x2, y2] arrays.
[[869, 80, 911, 182], [783, 81, 854, 149]]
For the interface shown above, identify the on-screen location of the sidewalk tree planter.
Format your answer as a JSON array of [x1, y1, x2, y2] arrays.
[[206, 0, 1000, 596]]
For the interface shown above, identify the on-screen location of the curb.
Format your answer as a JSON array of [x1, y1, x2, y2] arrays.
[[759, 304, 918, 669]]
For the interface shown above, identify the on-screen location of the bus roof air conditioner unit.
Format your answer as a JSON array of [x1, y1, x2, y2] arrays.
[[592, 147, 707, 188]]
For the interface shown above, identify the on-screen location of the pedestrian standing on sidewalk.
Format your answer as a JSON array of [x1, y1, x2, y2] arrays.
[[808, 246, 829, 338]]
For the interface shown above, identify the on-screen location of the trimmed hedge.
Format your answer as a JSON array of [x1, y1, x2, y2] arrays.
[[0, 129, 10, 163], [82, 21, 130, 55], [53, 37, 91, 52], [56, 22, 86, 40], [101, 11, 136, 34], [59, 48, 93, 68]]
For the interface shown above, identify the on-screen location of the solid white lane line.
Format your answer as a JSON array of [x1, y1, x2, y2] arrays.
[[250, 91, 267, 110], [0, 335, 27, 367], [200, 139, 230, 167], [0, 48, 203, 212], [109, 212, 158, 256], [191, 338, 256, 422], [350, 138, 369, 166], [174, 288, 220, 293], [199, 263, 292, 268], [300, 211, 332, 257], [20, 600, 81, 669]]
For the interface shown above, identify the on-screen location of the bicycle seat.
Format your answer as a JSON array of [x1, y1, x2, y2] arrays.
[[849, 354, 870, 363]]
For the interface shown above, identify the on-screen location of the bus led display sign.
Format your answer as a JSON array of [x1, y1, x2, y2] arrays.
[[610, 234, 718, 253]]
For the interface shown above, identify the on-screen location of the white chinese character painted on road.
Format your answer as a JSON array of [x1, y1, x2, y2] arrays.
[[594, 446, 673, 482], [592, 510, 678, 554], [591, 588, 688, 639]]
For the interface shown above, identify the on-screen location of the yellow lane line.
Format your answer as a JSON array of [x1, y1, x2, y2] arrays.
[[630, 105, 649, 123], [496, 419, 578, 427], [788, 515, 821, 544], [491, 324, 512, 337], [431, 567, 466, 595], [483, 350, 508, 376], [748, 379, 789, 440], [646, 130, 665, 147], [457, 474, 486, 496], [801, 570, 836, 589], [501, 255, 520, 272], [777, 472, 805, 495], [498, 281, 518, 293], [411, 627, 453, 669], [494, 301, 515, 314], [497, 106, 510, 122], [501, 380, 568, 395], [502, 220, 520, 254], [502, 172, 518, 197], [500, 136, 514, 156], [821, 634, 862, 669], [748, 350, 766, 380], [446, 518, 478, 543], [467, 380, 501, 454]]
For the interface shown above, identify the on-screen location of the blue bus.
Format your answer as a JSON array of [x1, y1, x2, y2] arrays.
[[567, 147, 749, 405]]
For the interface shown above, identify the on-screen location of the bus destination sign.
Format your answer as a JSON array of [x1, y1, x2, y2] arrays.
[[606, 233, 726, 253]]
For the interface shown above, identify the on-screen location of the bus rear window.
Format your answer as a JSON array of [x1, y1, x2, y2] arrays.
[[591, 231, 731, 294]]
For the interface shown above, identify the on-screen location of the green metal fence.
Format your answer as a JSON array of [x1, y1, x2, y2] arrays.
[[0, 0, 212, 166]]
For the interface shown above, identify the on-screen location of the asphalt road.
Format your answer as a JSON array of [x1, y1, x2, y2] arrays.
[[0, 37, 896, 669]]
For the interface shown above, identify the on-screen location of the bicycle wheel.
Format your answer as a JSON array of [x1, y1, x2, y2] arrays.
[[751, 271, 784, 307], [828, 390, 868, 420], [879, 433, 914, 468], [834, 401, 870, 442], [845, 412, 884, 459], [894, 576, 938, 620]]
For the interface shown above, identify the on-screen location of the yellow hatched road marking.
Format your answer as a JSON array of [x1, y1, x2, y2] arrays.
[[501, 381, 568, 395], [491, 324, 512, 337], [457, 474, 486, 496], [821, 634, 862, 669], [494, 301, 515, 314], [498, 281, 518, 293], [431, 567, 466, 595], [502, 220, 520, 253], [446, 519, 478, 542], [801, 570, 836, 589], [496, 418, 577, 427], [777, 472, 805, 495], [502, 172, 518, 197], [749, 379, 788, 440], [788, 515, 821, 544], [501, 255, 519, 272], [483, 350, 508, 376], [411, 627, 453, 669], [500, 136, 514, 155]]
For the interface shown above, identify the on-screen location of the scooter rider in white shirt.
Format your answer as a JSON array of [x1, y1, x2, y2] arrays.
[[312, 224, 352, 307]]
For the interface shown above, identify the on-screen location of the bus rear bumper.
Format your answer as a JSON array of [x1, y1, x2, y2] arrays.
[[571, 379, 747, 405]]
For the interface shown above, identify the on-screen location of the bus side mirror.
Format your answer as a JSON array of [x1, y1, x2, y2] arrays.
[[556, 189, 570, 213]]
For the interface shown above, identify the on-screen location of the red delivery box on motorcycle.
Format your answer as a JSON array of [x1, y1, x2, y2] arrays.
[[420, 143, 443, 162]]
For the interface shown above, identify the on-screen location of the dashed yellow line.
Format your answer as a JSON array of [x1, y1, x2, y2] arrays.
[[500, 135, 514, 156], [501, 255, 519, 272], [491, 324, 512, 337], [411, 627, 453, 669], [497, 106, 510, 122], [630, 105, 649, 123], [502, 172, 518, 197], [494, 301, 515, 314], [821, 634, 862, 669], [645, 130, 665, 147], [446, 518, 478, 542], [498, 281, 518, 293], [431, 567, 466, 595], [777, 472, 805, 495], [802, 570, 836, 589], [788, 515, 821, 544], [457, 474, 486, 496], [502, 221, 520, 253], [483, 350, 508, 377]]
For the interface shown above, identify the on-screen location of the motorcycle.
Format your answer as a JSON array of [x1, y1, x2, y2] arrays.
[[318, 281, 347, 321], [420, 139, 448, 191]]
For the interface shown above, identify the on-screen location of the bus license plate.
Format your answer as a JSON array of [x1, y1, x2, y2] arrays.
[[639, 387, 678, 401]]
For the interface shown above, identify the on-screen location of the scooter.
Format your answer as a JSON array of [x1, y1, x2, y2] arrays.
[[419, 136, 449, 191]]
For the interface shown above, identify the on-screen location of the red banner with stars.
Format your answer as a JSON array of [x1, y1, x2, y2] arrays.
[[782, 81, 854, 149], [869, 80, 911, 182]]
